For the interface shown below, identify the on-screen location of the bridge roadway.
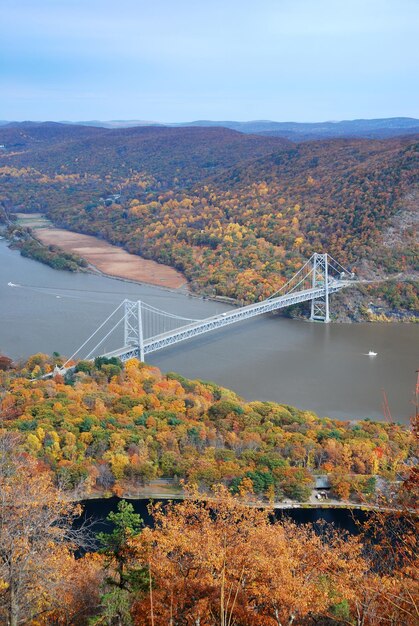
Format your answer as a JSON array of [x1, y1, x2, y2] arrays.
[[103, 279, 351, 362]]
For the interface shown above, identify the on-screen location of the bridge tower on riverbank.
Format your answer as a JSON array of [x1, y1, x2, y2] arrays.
[[310, 253, 330, 323]]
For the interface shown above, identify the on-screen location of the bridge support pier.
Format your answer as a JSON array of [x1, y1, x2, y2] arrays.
[[124, 299, 145, 361], [310, 253, 330, 323]]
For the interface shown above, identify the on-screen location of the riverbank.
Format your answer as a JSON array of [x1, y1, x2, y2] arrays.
[[32, 228, 419, 323], [9, 212, 188, 290], [73, 478, 394, 514], [76, 488, 390, 513], [9, 213, 418, 320]]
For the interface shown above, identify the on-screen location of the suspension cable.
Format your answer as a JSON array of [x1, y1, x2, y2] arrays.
[[62, 300, 126, 367], [267, 255, 314, 299], [141, 301, 201, 322], [84, 314, 126, 360], [284, 267, 315, 295], [327, 254, 353, 275]]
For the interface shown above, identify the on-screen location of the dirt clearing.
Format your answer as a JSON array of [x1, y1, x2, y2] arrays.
[[35, 227, 187, 290]]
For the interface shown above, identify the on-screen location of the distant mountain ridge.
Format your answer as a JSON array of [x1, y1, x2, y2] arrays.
[[1, 117, 418, 141]]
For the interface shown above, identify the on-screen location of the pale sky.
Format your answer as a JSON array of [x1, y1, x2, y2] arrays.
[[1, 0, 418, 122]]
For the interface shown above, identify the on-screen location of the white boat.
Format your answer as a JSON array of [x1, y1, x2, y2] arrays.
[[368, 350, 377, 356]]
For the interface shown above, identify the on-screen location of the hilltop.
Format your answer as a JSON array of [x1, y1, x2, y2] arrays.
[[0, 353, 413, 502], [0, 123, 291, 185]]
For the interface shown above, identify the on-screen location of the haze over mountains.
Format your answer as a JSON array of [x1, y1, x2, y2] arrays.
[[1, 117, 418, 141]]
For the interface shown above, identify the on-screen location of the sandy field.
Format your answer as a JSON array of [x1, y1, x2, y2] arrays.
[[35, 227, 187, 290]]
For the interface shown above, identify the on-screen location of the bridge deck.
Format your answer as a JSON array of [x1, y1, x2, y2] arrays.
[[103, 280, 350, 361]]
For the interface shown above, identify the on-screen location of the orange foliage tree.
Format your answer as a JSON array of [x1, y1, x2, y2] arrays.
[[131, 486, 366, 625], [0, 433, 98, 626]]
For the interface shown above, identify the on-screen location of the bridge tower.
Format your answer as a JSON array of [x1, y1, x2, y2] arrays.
[[310, 253, 330, 323], [124, 299, 145, 361]]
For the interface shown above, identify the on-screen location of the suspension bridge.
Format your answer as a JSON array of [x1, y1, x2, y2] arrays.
[[58, 253, 355, 373]]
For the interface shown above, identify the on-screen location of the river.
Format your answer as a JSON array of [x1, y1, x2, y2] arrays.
[[1, 238, 417, 423]]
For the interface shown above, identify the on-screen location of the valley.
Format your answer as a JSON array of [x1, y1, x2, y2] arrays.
[[1, 123, 417, 320]]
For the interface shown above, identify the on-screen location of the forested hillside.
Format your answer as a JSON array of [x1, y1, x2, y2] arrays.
[[0, 123, 290, 186], [0, 354, 413, 502], [1, 454, 417, 626], [0, 124, 417, 314], [0, 353, 417, 626]]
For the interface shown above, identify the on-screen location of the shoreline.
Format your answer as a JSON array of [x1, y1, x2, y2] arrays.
[[8, 214, 417, 323], [77, 490, 400, 514], [12, 215, 241, 303], [10, 212, 188, 291], [73, 478, 395, 513], [34, 228, 419, 324]]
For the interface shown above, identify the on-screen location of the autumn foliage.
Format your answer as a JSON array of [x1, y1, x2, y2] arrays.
[[1, 468, 417, 625], [0, 434, 102, 626], [132, 486, 365, 626], [0, 355, 414, 503], [0, 124, 417, 311]]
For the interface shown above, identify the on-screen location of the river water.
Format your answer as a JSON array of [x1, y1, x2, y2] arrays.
[[1, 239, 417, 423]]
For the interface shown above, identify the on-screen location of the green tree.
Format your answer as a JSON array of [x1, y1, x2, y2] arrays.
[[93, 500, 148, 625]]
